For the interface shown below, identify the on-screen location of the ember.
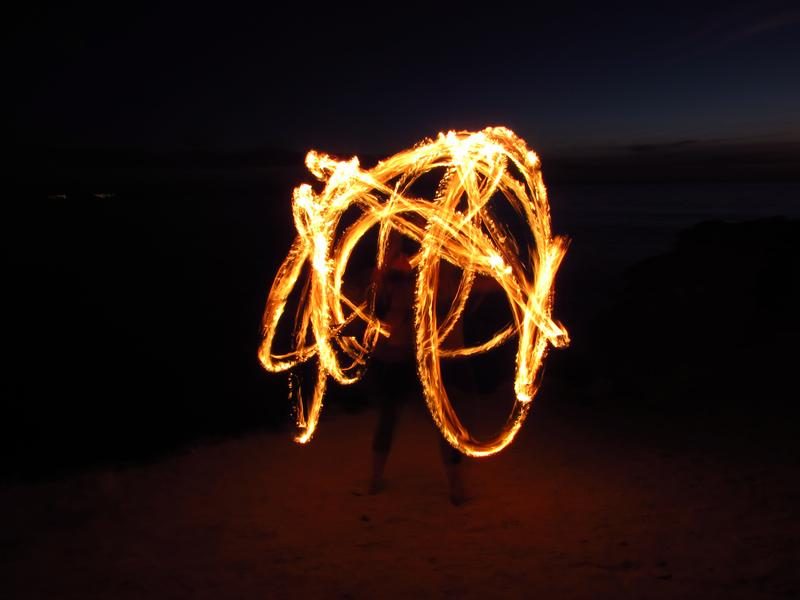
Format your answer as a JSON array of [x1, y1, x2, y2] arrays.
[[259, 127, 569, 456]]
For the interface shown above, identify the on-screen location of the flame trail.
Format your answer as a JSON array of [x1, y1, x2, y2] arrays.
[[258, 127, 569, 456]]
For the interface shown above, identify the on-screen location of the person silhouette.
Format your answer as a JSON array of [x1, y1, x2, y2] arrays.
[[367, 231, 466, 505]]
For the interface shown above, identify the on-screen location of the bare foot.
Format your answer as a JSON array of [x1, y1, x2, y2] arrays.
[[446, 465, 467, 506], [351, 475, 386, 497], [368, 477, 385, 495], [449, 481, 467, 506]]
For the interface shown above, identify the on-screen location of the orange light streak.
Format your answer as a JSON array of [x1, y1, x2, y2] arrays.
[[258, 127, 569, 456]]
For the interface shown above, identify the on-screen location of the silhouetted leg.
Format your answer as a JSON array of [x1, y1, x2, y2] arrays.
[[438, 357, 471, 505], [439, 437, 466, 505], [369, 359, 407, 493], [371, 359, 402, 452], [370, 389, 397, 493]]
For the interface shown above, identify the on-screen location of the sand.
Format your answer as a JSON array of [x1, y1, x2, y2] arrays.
[[1, 396, 798, 599]]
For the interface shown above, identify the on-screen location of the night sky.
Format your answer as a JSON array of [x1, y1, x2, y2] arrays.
[[6, 1, 800, 157], [3, 5, 800, 596]]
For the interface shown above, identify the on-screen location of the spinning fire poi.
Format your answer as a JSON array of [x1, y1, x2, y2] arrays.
[[258, 126, 569, 457]]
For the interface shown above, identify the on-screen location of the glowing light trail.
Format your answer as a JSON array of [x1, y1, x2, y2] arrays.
[[258, 127, 569, 456]]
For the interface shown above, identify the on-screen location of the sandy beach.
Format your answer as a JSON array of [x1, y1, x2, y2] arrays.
[[2, 390, 798, 599]]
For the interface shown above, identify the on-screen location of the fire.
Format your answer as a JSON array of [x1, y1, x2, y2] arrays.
[[258, 127, 569, 456]]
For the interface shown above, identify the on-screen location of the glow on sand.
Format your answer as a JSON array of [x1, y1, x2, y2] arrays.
[[258, 127, 569, 457]]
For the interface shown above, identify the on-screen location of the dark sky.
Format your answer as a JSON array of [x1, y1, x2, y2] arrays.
[[5, 1, 800, 156]]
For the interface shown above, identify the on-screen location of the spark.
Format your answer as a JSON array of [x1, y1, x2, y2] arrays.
[[258, 127, 569, 457]]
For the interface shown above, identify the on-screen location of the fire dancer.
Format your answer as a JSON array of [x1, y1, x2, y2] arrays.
[[368, 231, 466, 505]]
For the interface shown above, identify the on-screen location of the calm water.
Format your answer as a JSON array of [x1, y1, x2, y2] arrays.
[[551, 181, 800, 269], [545, 181, 800, 326]]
